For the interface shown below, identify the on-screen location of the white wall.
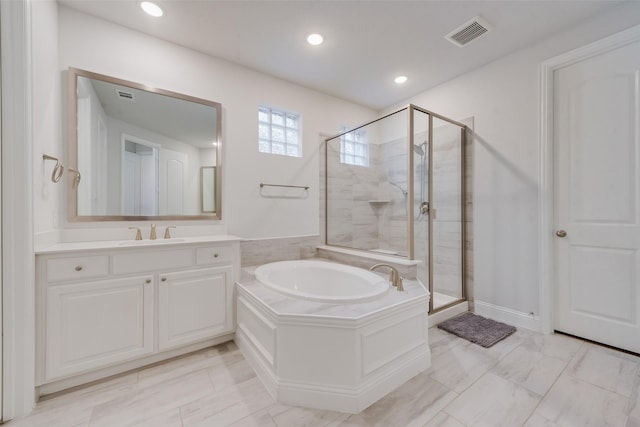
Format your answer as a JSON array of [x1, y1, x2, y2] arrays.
[[383, 2, 640, 320], [55, 6, 377, 239], [33, 0, 62, 245]]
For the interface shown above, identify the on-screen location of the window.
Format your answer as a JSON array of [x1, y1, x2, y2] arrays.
[[340, 128, 369, 166], [258, 106, 301, 157]]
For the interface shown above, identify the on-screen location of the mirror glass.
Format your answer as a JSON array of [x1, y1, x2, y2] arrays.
[[201, 167, 216, 213], [68, 67, 222, 221]]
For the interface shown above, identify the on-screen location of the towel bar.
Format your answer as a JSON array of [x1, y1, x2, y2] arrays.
[[259, 183, 309, 190]]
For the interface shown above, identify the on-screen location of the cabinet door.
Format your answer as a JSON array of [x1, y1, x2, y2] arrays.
[[158, 266, 232, 351], [46, 275, 154, 381]]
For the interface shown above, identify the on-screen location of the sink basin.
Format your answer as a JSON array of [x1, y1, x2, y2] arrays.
[[118, 238, 186, 246]]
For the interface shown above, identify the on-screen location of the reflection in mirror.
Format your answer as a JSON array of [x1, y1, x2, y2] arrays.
[[201, 167, 216, 213], [68, 67, 222, 221]]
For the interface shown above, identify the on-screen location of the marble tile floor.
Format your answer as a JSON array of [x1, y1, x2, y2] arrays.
[[7, 327, 640, 427]]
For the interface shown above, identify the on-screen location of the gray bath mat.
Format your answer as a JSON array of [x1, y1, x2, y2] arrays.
[[437, 312, 516, 348]]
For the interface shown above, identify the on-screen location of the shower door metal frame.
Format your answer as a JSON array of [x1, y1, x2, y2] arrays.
[[410, 104, 468, 314], [324, 104, 468, 315]]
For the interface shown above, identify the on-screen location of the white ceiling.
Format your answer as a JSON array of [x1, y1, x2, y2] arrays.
[[87, 76, 218, 148], [59, 0, 625, 110]]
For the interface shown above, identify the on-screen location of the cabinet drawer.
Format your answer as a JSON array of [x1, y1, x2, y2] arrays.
[[196, 246, 233, 265], [112, 248, 193, 275], [46, 256, 109, 283]]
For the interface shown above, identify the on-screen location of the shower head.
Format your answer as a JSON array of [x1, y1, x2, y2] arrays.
[[413, 142, 427, 156], [389, 181, 408, 196]]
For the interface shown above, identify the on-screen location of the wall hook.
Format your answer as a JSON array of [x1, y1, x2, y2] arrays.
[[68, 168, 82, 189], [42, 154, 64, 183]]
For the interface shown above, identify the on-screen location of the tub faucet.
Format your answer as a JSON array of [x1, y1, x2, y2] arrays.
[[369, 263, 404, 292], [150, 224, 157, 240]]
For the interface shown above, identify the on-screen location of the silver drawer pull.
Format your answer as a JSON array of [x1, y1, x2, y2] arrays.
[[214, 253, 219, 258], [75, 266, 83, 272], [161, 277, 167, 282], [145, 279, 151, 284]]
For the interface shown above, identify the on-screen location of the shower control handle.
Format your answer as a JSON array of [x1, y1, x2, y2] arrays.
[[420, 202, 429, 215], [556, 230, 567, 238]]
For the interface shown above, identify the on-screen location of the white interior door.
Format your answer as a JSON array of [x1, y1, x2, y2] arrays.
[[123, 151, 141, 215], [97, 114, 108, 214], [554, 39, 640, 353], [159, 148, 187, 215]]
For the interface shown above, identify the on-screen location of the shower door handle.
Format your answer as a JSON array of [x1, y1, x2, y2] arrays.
[[420, 202, 430, 215]]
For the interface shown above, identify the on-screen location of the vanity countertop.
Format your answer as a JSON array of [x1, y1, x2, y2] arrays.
[[35, 234, 243, 255]]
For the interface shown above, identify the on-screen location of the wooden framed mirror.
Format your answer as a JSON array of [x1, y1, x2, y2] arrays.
[[68, 67, 222, 221]]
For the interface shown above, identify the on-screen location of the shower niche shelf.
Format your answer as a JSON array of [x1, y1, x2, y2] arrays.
[[368, 200, 390, 205]]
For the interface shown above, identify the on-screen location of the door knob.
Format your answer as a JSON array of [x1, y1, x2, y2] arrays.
[[556, 230, 567, 238]]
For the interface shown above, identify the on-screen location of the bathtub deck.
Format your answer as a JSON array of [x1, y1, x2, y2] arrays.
[[238, 265, 429, 320]]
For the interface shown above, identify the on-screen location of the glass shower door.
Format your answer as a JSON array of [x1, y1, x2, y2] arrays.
[[431, 116, 464, 311], [411, 106, 465, 313]]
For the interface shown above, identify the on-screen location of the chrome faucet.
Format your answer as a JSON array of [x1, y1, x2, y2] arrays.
[[369, 263, 404, 292], [150, 224, 157, 240], [164, 226, 176, 239]]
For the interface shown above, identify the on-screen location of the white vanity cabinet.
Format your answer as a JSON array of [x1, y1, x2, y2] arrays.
[[158, 266, 233, 350], [36, 238, 240, 393], [45, 275, 154, 381]]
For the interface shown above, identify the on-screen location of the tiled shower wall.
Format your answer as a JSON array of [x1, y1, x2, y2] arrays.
[[325, 141, 384, 251], [378, 138, 410, 255], [240, 235, 320, 267], [325, 137, 409, 256]]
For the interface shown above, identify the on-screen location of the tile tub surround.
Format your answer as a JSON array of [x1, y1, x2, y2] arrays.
[[317, 245, 418, 279], [7, 328, 640, 426], [240, 236, 321, 267], [235, 264, 430, 413]]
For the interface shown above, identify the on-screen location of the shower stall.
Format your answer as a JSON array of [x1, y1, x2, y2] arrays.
[[324, 105, 469, 313]]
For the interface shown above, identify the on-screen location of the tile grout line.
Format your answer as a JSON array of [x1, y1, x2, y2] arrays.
[[523, 342, 590, 425], [520, 340, 586, 426], [427, 339, 505, 423], [444, 411, 469, 427], [438, 333, 543, 427]]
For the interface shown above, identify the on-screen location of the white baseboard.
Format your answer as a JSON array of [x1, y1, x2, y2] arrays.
[[37, 334, 234, 396], [474, 301, 540, 332]]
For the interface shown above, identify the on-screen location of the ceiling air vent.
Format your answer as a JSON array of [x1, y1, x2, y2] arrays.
[[116, 89, 135, 101], [445, 16, 492, 47]]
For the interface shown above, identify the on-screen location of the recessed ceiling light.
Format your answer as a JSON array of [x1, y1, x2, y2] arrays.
[[306, 33, 324, 46], [394, 75, 408, 84], [141, 1, 163, 17]]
